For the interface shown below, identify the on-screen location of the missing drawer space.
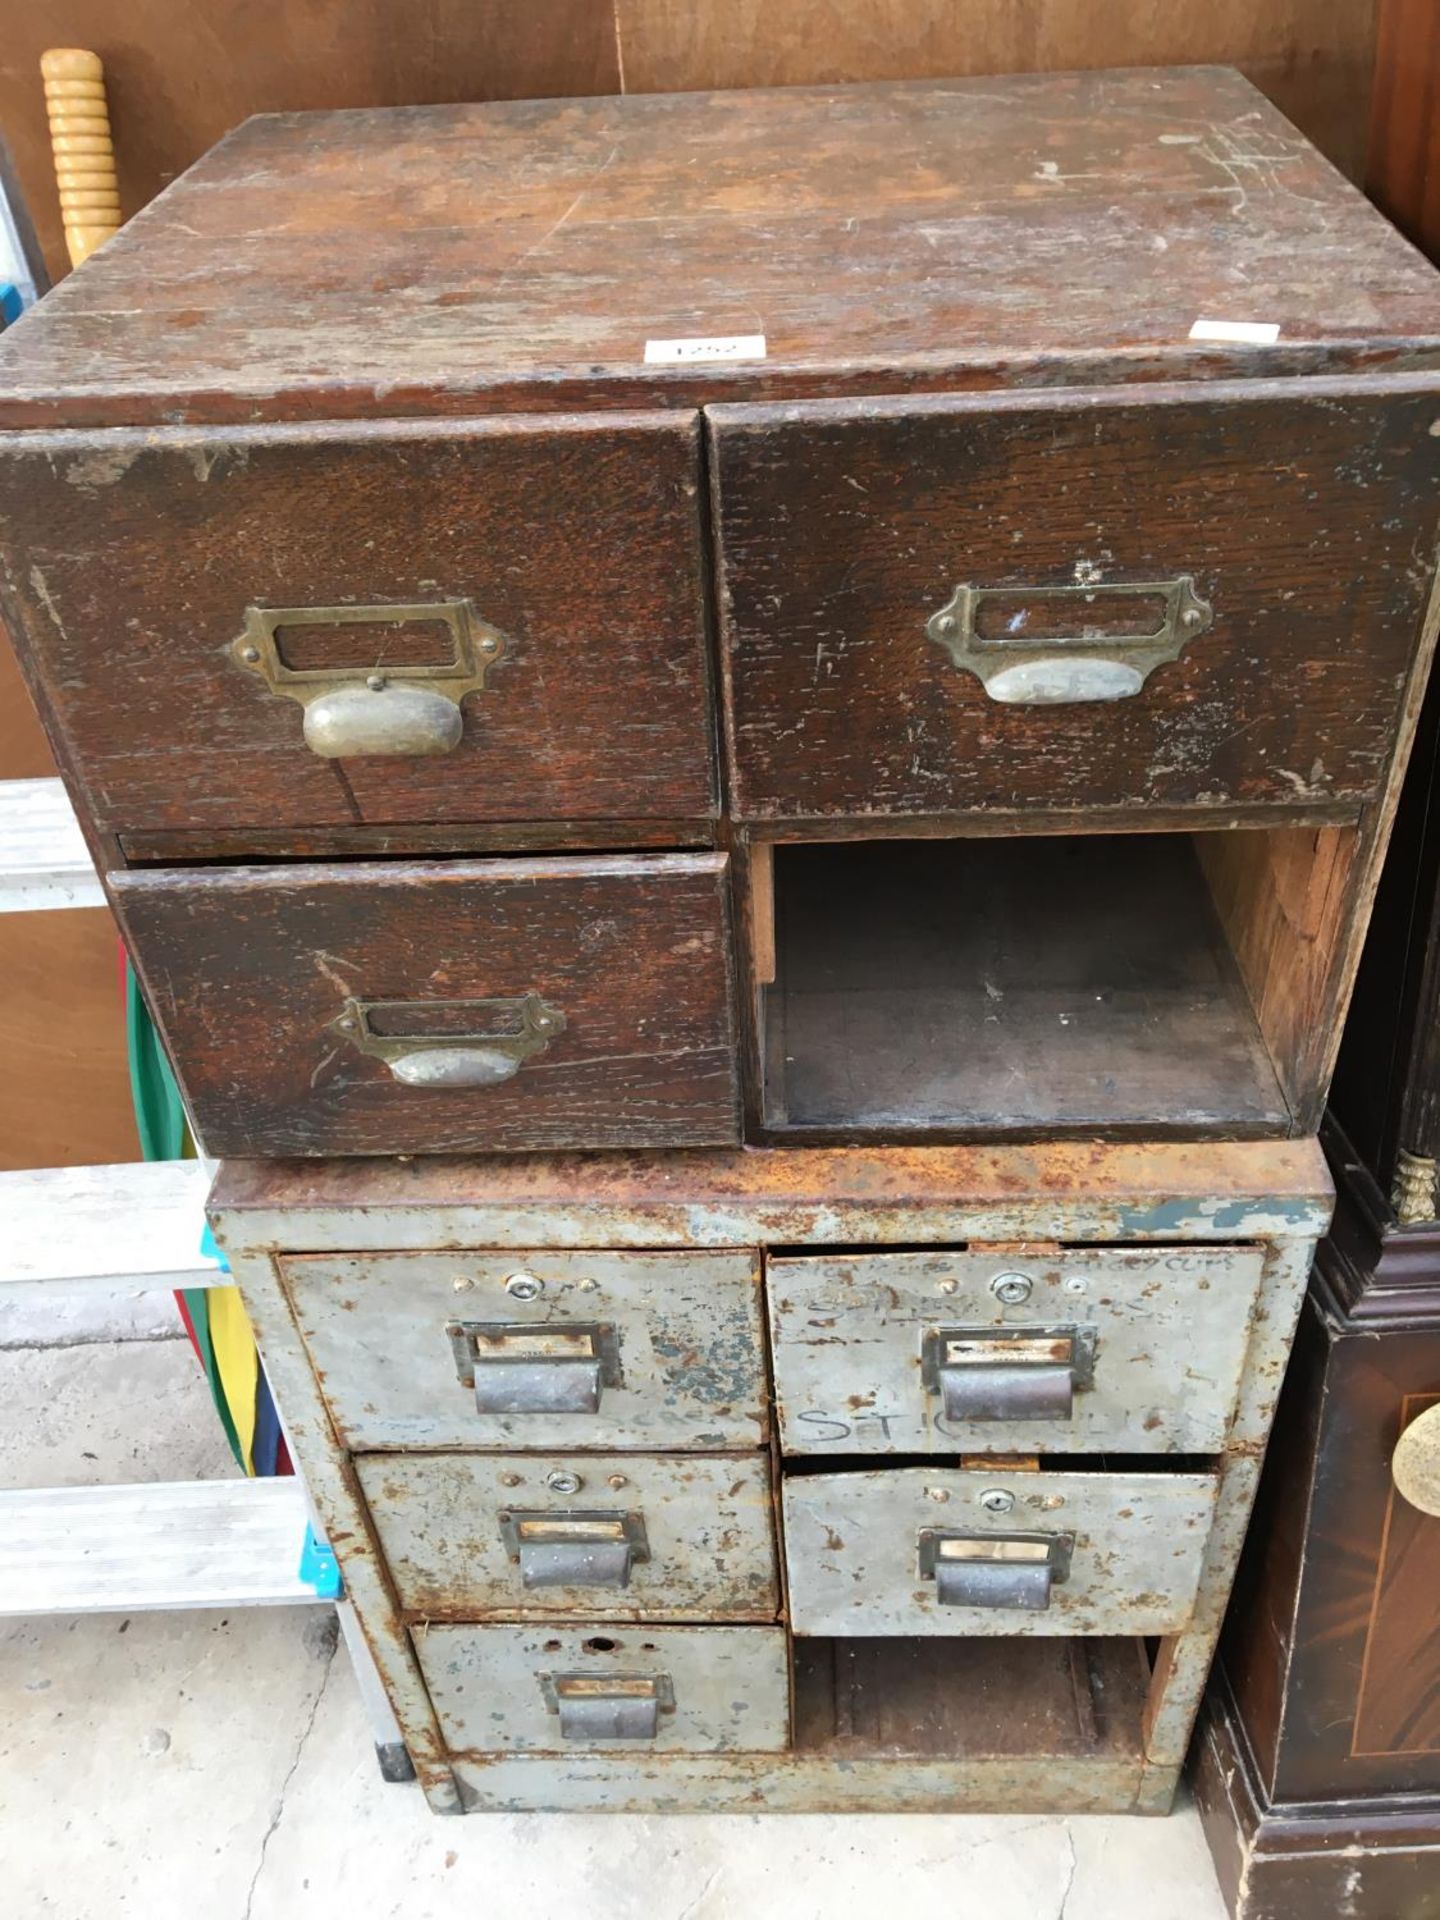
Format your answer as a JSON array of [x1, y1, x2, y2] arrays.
[[792, 1636, 1149, 1761], [756, 830, 1353, 1138]]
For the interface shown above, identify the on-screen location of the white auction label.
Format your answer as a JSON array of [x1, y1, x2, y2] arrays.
[[1188, 318, 1281, 345], [644, 333, 767, 364]]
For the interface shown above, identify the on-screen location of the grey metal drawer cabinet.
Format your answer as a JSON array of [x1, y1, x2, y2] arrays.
[[782, 1468, 1218, 1637], [768, 1246, 1265, 1455], [281, 1249, 768, 1452], [356, 1453, 780, 1622], [415, 1624, 791, 1755], [215, 1137, 1332, 1814]]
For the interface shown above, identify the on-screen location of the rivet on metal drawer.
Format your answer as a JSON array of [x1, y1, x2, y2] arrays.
[[499, 1510, 650, 1589], [921, 1325, 1097, 1422], [918, 1530, 1075, 1610], [541, 1672, 674, 1741], [445, 1321, 622, 1414]]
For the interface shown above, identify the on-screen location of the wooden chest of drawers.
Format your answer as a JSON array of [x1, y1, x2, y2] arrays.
[[3, 68, 1439, 1157], [4, 68, 1436, 1821], [211, 1140, 1331, 1814]]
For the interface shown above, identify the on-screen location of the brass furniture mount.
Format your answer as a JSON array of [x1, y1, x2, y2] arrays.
[[926, 574, 1213, 704], [330, 993, 564, 1088], [233, 599, 506, 756]]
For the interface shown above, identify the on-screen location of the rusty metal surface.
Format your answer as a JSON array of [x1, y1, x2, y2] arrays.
[[222, 1243, 464, 1814], [417, 1624, 789, 1755], [357, 1452, 778, 1622], [214, 1147, 1324, 1817], [445, 1750, 1146, 1814], [782, 1468, 1216, 1638], [279, 1248, 767, 1452], [210, 1137, 1334, 1258], [768, 1245, 1265, 1457]]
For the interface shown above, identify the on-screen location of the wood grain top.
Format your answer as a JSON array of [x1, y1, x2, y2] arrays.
[[2, 67, 1439, 428]]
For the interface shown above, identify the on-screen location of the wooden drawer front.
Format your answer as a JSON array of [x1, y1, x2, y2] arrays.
[[112, 853, 738, 1156], [358, 1453, 779, 1622], [0, 414, 712, 836], [768, 1246, 1264, 1456], [711, 384, 1440, 819], [417, 1624, 790, 1755], [282, 1249, 766, 1452], [782, 1468, 1216, 1637]]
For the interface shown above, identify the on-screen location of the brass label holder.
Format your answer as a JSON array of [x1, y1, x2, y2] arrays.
[[926, 574, 1212, 705], [233, 599, 506, 757], [329, 993, 565, 1089]]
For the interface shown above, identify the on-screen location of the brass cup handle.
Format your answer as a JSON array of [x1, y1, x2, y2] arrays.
[[1392, 1403, 1440, 1517], [926, 574, 1212, 705], [233, 599, 506, 757], [329, 993, 565, 1087]]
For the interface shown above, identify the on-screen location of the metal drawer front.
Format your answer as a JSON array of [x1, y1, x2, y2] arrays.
[[283, 1250, 766, 1452], [358, 1452, 779, 1621], [416, 1624, 790, 1754], [768, 1246, 1264, 1455], [782, 1468, 1216, 1636]]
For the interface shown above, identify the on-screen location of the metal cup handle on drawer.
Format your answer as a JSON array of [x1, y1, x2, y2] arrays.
[[541, 1672, 674, 1741], [918, 1530, 1074, 1611], [925, 574, 1212, 704], [500, 1509, 650, 1589], [921, 1325, 1097, 1421], [330, 992, 565, 1088], [232, 598, 506, 756], [446, 1320, 622, 1415]]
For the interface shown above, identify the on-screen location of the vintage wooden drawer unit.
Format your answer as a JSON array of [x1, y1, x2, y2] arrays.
[[212, 1141, 1331, 1816], [2, 68, 1440, 1156]]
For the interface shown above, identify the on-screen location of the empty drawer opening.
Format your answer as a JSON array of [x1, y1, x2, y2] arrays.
[[792, 1636, 1149, 1761], [755, 828, 1356, 1138]]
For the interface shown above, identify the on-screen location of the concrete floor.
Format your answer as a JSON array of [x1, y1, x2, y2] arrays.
[[0, 1292, 1229, 1920]]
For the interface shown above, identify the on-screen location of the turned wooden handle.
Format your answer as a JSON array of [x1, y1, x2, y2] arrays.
[[42, 48, 121, 268]]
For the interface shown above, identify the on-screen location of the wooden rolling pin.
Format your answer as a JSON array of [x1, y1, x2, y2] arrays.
[[41, 48, 121, 267]]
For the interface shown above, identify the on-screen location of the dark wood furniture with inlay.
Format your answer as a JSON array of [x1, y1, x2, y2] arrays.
[[1193, 630, 1440, 1917]]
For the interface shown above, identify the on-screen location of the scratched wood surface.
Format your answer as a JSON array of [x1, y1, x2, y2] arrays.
[[763, 836, 1291, 1138], [0, 3, 1378, 288], [112, 853, 739, 1157], [2, 69, 1438, 429], [0, 415, 713, 837], [712, 381, 1440, 821]]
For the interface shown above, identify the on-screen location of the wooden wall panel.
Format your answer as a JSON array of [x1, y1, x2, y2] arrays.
[[0, 629, 53, 779], [615, 0, 1378, 179], [0, 907, 137, 1170], [0, 0, 622, 284], [1368, 0, 1440, 256]]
